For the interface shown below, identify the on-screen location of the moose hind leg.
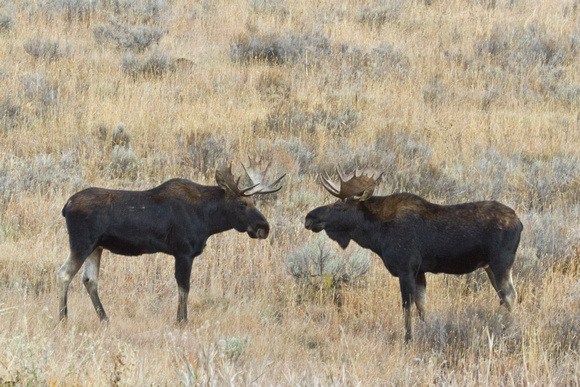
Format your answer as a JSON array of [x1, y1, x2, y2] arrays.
[[415, 272, 427, 321], [57, 251, 86, 322], [484, 265, 503, 306], [484, 265, 499, 292], [496, 267, 517, 312], [174, 255, 194, 323], [399, 274, 417, 343], [81, 247, 108, 322]]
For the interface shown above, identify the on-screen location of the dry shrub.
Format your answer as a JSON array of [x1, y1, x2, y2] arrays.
[[32, 0, 169, 24], [256, 100, 360, 136], [186, 132, 238, 175], [122, 50, 171, 77], [287, 235, 371, 307], [38, 0, 98, 21], [423, 78, 447, 107], [230, 28, 331, 65], [551, 246, 580, 278], [0, 153, 85, 204], [231, 27, 409, 84], [356, 1, 403, 29], [272, 137, 315, 176], [0, 97, 21, 131], [0, 9, 14, 32], [249, 0, 289, 18], [106, 0, 169, 24], [475, 24, 569, 72], [256, 68, 291, 100], [21, 73, 59, 117], [93, 18, 164, 52], [111, 122, 131, 147], [23, 38, 71, 60]]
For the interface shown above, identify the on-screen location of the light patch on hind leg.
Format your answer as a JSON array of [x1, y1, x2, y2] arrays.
[[81, 249, 101, 283], [57, 253, 78, 284], [415, 285, 426, 321], [57, 252, 84, 321], [82, 248, 108, 321], [498, 268, 517, 312]]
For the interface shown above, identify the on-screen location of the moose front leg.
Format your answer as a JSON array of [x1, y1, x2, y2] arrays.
[[174, 255, 194, 323], [399, 273, 417, 343]]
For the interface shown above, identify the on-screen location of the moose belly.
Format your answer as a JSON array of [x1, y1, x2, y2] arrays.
[[99, 235, 163, 256], [424, 249, 487, 275]]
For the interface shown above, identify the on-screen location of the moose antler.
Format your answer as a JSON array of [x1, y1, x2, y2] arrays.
[[215, 159, 285, 197], [215, 164, 260, 197], [241, 156, 286, 195], [320, 165, 382, 200]]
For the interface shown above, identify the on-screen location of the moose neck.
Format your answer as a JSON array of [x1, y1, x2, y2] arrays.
[[348, 202, 384, 256], [197, 189, 236, 236]]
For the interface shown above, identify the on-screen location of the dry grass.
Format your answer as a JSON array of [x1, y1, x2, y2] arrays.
[[1, 0, 579, 384]]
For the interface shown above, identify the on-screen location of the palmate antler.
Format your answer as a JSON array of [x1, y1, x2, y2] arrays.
[[320, 165, 382, 200], [242, 156, 286, 195], [215, 158, 285, 197]]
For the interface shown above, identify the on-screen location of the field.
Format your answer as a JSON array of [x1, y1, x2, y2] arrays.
[[1, 0, 579, 384]]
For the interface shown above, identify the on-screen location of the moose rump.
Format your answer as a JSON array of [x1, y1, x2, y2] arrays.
[[415, 201, 523, 276], [63, 187, 177, 257]]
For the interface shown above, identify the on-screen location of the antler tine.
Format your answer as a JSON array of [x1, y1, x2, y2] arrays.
[[215, 163, 244, 196], [242, 156, 269, 185], [319, 165, 382, 200], [320, 172, 342, 198], [252, 156, 271, 177], [240, 157, 285, 196], [239, 182, 261, 195], [249, 173, 287, 195], [324, 171, 341, 190], [337, 164, 355, 183], [267, 173, 286, 189]]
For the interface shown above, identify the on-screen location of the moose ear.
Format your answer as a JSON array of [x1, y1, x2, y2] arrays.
[[353, 187, 374, 202], [215, 167, 238, 197], [214, 169, 226, 188]]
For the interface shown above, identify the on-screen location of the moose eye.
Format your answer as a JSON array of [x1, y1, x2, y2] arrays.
[[237, 201, 247, 209]]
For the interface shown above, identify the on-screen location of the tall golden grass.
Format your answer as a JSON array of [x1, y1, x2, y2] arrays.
[[0, 0, 579, 384]]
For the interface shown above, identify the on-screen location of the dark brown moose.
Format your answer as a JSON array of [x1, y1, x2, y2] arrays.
[[304, 166, 522, 341], [58, 158, 284, 323]]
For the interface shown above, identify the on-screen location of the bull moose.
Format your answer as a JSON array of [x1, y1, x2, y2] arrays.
[[57, 159, 285, 323], [304, 166, 522, 341]]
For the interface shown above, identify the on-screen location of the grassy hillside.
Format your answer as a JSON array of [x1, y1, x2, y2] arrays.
[[0, 0, 579, 384]]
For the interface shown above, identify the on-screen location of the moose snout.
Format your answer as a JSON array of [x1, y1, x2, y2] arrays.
[[248, 221, 269, 239], [257, 228, 268, 239], [304, 213, 325, 232]]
